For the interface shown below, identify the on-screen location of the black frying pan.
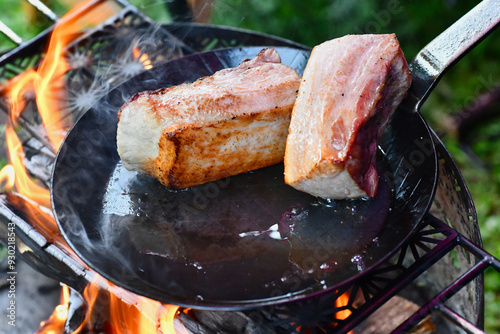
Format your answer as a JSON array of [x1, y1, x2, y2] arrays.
[[51, 0, 500, 310], [50, 46, 437, 309]]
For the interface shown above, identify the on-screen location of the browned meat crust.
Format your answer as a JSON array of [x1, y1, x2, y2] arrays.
[[117, 48, 301, 189]]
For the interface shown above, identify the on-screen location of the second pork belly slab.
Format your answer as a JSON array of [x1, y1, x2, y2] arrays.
[[284, 34, 411, 199]]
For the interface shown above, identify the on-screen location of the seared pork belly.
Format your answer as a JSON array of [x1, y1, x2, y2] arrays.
[[117, 48, 301, 189], [284, 34, 411, 199]]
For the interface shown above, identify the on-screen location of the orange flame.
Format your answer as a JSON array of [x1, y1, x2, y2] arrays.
[[3, 1, 84, 205], [0, 164, 15, 191], [3, 0, 129, 204], [4, 68, 51, 205], [38, 278, 186, 334], [5, 124, 51, 205], [37, 285, 71, 334]]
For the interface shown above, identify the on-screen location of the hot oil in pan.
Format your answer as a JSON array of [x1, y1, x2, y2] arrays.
[[284, 164, 392, 282], [100, 154, 393, 299]]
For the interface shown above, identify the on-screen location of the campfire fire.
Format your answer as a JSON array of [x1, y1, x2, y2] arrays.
[[38, 281, 187, 333]]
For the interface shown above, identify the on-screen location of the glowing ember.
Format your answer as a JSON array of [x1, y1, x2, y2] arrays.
[[335, 291, 353, 321], [110, 46, 154, 78], [135, 47, 154, 70]]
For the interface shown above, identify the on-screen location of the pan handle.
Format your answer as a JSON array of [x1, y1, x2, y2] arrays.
[[408, 0, 500, 110]]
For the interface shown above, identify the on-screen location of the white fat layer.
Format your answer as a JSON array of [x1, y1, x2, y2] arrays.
[[116, 104, 163, 173], [292, 169, 367, 199]]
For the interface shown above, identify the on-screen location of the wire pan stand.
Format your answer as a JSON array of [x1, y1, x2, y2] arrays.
[[0, 1, 500, 333]]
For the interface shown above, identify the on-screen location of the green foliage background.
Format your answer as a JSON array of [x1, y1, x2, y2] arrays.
[[0, 0, 499, 331]]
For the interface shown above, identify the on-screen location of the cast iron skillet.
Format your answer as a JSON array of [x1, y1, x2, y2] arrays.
[[51, 0, 500, 309], [50, 46, 436, 309]]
